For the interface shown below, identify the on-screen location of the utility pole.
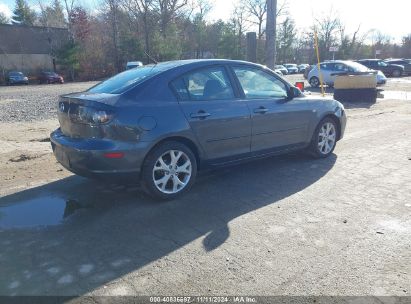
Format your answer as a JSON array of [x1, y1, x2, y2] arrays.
[[265, 0, 277, 69]]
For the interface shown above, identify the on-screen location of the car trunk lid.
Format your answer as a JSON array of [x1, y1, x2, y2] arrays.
[[58, 92, 120, 139]]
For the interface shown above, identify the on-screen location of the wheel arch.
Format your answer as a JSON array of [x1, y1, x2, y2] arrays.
[[141, 136, 202, 173], [320, 114, 342, 140]]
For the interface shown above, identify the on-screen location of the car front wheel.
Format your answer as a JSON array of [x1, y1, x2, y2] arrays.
[[141, 141, 197, 200], [308, 118, 338, 158], [310, 76, 320, 88]]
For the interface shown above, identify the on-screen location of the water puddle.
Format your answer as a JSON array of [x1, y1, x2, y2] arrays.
[[0, 182, 142, 230], [378, 91, 411, 101], [0, 196, 89, 229]]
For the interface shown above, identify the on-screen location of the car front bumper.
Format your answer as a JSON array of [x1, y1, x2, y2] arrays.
[[50, 128, 152, 179], [339, 109, 347, 140]]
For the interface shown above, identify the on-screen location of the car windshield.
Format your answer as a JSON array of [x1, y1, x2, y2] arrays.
[[346, 62, 370, 72], [89, 65, 163, 94], [10, 72, 23, 76]]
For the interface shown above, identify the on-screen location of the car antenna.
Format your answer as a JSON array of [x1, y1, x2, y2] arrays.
[[145, 51, 158, 65]]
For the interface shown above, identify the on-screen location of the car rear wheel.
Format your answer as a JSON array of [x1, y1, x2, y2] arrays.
[[141, 141, 197, 200], [392, 69, 402, 77], [310, 76, 320, 88], [308, 118, 338, 158]]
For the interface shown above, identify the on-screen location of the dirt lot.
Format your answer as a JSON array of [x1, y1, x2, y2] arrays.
[[0, 78, 410, 297]]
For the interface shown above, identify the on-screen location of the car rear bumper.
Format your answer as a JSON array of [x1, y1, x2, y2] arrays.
[[50, 128, 151, 179], [8, 80, 29, 84]]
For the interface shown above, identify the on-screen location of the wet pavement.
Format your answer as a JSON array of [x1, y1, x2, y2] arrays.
[[0, 178, 143, 230]]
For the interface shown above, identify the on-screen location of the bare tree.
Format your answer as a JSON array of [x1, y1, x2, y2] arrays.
[[245, 0, 266, 39], [62, 0, 76, 38], [245, 0, 287, 39], [313, 9, 341, 59], [232, 3, 250, 59], [103, 0, 121, 72], [154, 0, 188, 37], [121, 0, 154, 59]]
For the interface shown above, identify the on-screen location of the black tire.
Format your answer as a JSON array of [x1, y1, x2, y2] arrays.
[[310, 76, 320, 88], [392, 69, 402, 77], [141, 141, 197, 200], [307, 117, 338, 159]]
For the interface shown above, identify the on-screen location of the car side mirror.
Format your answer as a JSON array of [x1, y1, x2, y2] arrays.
[[287, 86, 302, 99]]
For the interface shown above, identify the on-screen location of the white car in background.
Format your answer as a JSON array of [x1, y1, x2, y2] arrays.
[[126, 61, 143, 70], [284, 63, 299, 74], [308, 60, 387, 87]]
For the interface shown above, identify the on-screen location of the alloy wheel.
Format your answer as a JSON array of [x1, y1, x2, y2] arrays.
[[318, 122, 336, 155], [152, 150, 192, 194], [310, 77, 320, 87]]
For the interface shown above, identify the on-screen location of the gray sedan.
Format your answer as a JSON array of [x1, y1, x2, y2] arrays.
[[51, 60, 347, 199]]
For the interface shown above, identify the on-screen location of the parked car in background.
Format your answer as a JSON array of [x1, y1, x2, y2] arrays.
[[308, 60, 387, 87], [51, 59, 346, 200], [284, 64, 299, 74], [5, 71, 29, 85], [384, 59, 411, 75], [356, 59, 404, 77], [38, 71, 64, 84], [274, 69, 284, 76], [304, 65, 314, 79], [275, 65, 288, 75], [298, 64, 310, 73], [126, 61, 143, 70]]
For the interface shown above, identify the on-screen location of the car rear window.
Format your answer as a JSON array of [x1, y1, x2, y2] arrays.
[[88, 65, 162, 94], [10, 72, 23, 76]]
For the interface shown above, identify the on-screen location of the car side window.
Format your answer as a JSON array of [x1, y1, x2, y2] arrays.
[[233, 66, 288, 99], [334, 63, 348, 72], [171, 66, 234, 101]]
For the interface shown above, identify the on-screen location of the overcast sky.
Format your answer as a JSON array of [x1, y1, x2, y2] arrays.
[[1, 0, 409, 42]]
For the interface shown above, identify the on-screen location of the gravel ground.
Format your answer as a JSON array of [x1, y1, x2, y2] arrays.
[[0, 82, 98, 122], [0, 76, 410, 122]]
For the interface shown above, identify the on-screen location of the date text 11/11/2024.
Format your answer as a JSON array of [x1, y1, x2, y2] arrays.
[[149, 297, 257, 303]]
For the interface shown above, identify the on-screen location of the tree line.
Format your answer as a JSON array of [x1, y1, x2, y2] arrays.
[[2, 0, 410, 81]]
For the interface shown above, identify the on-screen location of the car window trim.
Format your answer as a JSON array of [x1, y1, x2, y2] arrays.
[[228, 64, 290, 100], [168, 64, 240, 103]]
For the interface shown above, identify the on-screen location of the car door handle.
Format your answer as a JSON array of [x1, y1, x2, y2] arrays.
[[254, 107, 269, 114], [190, 111, 211, 119]]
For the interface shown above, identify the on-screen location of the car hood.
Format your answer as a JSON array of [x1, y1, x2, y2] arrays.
[[298, 94, 342, 108]]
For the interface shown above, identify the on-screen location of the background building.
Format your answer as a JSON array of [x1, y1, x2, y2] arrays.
[[0, 24, 69, 77]]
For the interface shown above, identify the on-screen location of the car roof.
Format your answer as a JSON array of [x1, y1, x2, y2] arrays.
[[142, 59, 267, 73], [385, 58, 405, 61]]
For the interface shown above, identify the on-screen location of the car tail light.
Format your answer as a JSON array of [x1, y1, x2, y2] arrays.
[[71, 106, 114, 125]]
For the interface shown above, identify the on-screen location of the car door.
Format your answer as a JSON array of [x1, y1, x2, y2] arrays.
[[171, 65, 251, 160], [318, 63, 335, 85], [329, 62, 349, 84], [231, 65, 313, 153]]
